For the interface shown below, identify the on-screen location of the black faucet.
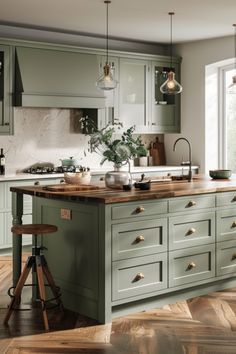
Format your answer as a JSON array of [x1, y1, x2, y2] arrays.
[[173, 137, 192, 182]]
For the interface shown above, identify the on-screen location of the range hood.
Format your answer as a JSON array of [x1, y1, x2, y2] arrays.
[[14, 46, 105, 109]]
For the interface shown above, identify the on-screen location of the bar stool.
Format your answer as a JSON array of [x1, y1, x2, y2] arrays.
[[4, 224, 63, 331]]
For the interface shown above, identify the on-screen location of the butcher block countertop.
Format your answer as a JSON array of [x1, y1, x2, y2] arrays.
[[9, 174, 236, 204]]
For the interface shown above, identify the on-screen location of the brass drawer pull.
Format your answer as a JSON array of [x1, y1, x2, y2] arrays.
[[187, 200, 196, 207], [34, 181, 40, 186], [135, 235, 145, 243], [135, 272, 145, 281], [187, 262, 196, 270], [186, 227, 196, 236], [60, 179, 65, 184], [232, 254, 236, 261], [135, 206, 145, 213], [232, 196, 236, 202], [232, 221, 236, 228]]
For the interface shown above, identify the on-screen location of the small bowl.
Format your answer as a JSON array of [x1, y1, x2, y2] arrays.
[[134, 181, 151, 190], [64, 172, 91, 184], [209, 169, 232, 179]]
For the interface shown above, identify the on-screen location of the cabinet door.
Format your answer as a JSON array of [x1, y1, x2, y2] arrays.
[[0, 45, 13, 135], [119, 58, 151, 132], [151, 61, 180, 133]]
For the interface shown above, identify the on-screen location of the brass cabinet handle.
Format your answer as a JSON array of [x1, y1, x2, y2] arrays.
[[34, 181, 40, 186], [187, 262, 196, 270], [135, 272, 145, 281], [136, 206, 145, 213], [232, 221, 236, 228], [135, 235, 145, 243], [232, 254, 236, 261], [186, 227, 196, 236], [232, 196, 236, 202], [60, 179, 65, 184], [187, 200, 196, 207]]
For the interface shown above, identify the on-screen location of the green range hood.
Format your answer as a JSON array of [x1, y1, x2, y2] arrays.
[[14, 46, 105, 109]]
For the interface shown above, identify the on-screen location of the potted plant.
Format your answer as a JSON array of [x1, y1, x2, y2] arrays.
[[80, 117, 146, 188]]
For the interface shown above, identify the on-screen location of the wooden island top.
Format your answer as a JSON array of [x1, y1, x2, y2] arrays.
[[10, 174, 236, 204]]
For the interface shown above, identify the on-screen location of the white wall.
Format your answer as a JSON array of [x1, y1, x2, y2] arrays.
[[165, 35, 233, 173]]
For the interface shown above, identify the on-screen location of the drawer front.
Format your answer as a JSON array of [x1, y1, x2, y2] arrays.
[[0, 183, 5, 211], [217, 240, 236, 276], [169, 194, 215, 213], [216, 192, 236, 207], [112, 218, 167, 261], [112, 253, 167, 301], [169, 212, 215, 250], [217, 209, 236, 242], [111, 200, 168, 220], [169, 244, 215, 288]]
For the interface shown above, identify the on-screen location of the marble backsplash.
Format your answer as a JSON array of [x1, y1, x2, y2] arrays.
[[0, 108, 163, 174]]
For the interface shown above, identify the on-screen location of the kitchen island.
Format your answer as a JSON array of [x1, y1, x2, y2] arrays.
[[10, 176, 236, 323]]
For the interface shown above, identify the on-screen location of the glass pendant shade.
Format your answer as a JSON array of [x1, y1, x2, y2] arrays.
[[228, 75, 236, 94], [96, 0, 118, 91], [160, 71, 182, 95], [96, 63, 118, 90], [161, 12, 182, 95]]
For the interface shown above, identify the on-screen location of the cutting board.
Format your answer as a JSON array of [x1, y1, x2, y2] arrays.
[[149, 138, 166, 165], [43, 184, 99, 192]]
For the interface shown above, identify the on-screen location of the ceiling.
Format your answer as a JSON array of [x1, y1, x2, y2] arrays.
[[0, 0, 236, 44]]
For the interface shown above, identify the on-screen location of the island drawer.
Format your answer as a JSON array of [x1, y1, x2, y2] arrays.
[[111, 200, 168, 220], [112, 218, 167, 261], [169, 244, 215, 288], [169, 211, 215, 250], [169, 194, 215, 213], [216, 192, 236, 207], [216, 209, 236, 242], [217, 240, 236, 276], [112, 253, 167, 301]]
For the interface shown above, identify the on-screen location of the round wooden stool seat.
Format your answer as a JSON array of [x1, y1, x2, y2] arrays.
[[11, 224, 58, 235]]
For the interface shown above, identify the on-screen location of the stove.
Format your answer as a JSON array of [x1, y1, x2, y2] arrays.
[[24, 165, 76, 174]]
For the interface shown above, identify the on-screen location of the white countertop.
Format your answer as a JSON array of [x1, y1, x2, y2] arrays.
[[0, 165, 199, 182]]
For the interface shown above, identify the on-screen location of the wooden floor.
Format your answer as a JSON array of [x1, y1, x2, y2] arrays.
[[1, 256, 236, 353]]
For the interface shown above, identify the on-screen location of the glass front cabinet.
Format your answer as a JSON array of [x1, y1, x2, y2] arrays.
[[150, 60, 181, 133]]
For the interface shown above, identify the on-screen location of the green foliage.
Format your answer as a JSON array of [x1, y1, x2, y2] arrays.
[[80, 117, 147, 165]]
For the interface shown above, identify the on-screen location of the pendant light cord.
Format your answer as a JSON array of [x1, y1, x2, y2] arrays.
[[168, 12, 174, 71], [105, 0, 111, 65]]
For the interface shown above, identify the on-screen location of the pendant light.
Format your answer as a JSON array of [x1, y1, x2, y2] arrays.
[[96, 0, 118, 90], [227, 24, 236, 94], [160, 12, 182, 95]]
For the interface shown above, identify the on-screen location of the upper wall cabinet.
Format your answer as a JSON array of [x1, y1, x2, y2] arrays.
[[0, 45, 13, 135], [150, 60, 180, 133], [118, 58, 151, 133], [14, 46, 105, 109]]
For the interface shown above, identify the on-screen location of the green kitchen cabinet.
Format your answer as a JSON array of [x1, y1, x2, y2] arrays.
[[118, 57, 151, 133], [151, 60, 181, 133], [0, 44, 13, 135]]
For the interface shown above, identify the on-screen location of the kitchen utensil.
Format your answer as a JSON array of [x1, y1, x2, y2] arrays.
[[43, 184, 98, 192], [209, 169, 232, 179], [60, 157, 77, 167]]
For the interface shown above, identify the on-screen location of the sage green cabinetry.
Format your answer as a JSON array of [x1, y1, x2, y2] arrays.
[[0, 177, 63, 250], [0, 44, 13, 134], [151, 60, 180, 133]]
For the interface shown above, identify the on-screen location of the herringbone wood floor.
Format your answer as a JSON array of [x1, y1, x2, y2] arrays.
[[1, 255, 236, 353]]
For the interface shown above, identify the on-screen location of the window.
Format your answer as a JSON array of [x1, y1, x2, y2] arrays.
[[220, 65, 236, 172]]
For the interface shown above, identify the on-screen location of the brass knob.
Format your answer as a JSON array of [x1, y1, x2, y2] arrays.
[[34, 181, 40, 186], [232, 221, 236, 228], [135, 235, 145, 243], [232, 196, 236, 202], [60, 179, 65, 184], [187, 200, 196, 207], [232, 254, 236, 261], [186, 227, 196, 236], [135, 272, 145, 281], [187, 262, 196, 270], [136, 206, 145, 213]]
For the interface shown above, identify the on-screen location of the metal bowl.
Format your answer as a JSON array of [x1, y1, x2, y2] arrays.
[[209, 169, 232, 179]]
